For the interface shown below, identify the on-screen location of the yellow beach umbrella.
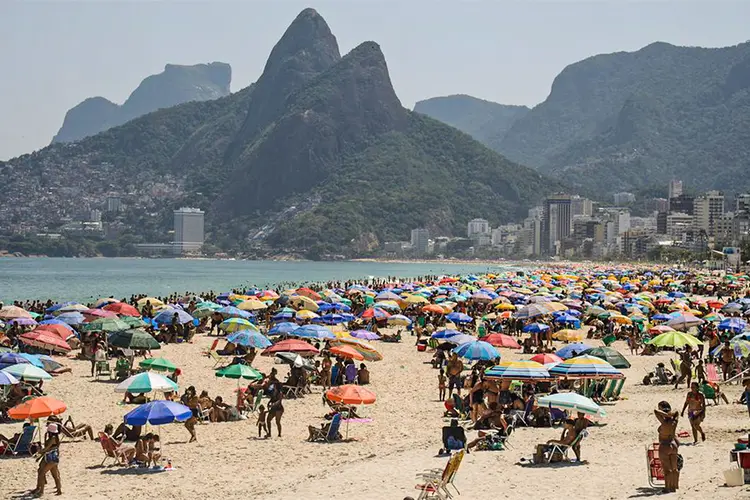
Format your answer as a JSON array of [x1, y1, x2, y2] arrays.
[[238, 299, 267, 311]]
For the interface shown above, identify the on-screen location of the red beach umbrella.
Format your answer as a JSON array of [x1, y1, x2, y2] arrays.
[[483, 333, 521, 349], [103, 302, 141, 317], [19, 330, 71, 352], [261, 339, 319, 357]]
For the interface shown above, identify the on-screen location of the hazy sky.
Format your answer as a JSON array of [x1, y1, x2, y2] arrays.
[[1, 1, 748, 160]]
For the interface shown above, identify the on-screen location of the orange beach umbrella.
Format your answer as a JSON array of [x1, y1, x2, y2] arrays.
[[9, 396, 67, 420], [326, 385, 376, 405]]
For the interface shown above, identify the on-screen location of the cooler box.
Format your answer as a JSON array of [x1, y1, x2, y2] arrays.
[[416, 344, 427, 352]]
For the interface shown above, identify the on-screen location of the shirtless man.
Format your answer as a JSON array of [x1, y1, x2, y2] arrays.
[[720, 341, 735, 381], [446, 353, 464, 397], [674, 346, 694, 389], [682, 382, 706, 443]]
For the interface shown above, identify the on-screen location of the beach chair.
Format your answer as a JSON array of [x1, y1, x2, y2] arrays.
[[706, 363, 720, 383], [601, 380, 617, 401], [95, 359, 112, 380], [416, 450, 464, 499], [451, 393, 470, 421], [699, 382, 719, 405], [209, 350, 229, 369], [610, 378, 626, 400], [202, 338, 220, 356], [2, 425, 36, 456], [247, 391, 263, 415], [196, 404, 212, 424], [98, 432, 130, 466], [309, 413, 343, 443], [543, 430, 587, 463], [602, 334, 616, 346], [646, 443, 665, 487], [427, 338, 439, 350], [515, 396, 535, 427]]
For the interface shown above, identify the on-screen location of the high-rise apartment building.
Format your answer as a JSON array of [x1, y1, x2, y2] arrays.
[[542, 194, 572, 255], [693, 191, 724, 237], [668, 179, 683, 199], [467, 218, 490, 238], [173, 207, 205, 254], [410, 228, 430, 255]]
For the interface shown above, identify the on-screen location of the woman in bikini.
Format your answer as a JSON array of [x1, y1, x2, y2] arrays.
[[265, 386, 284, 438], [681, 382, 706, 443], [655, 401, 680, 493]]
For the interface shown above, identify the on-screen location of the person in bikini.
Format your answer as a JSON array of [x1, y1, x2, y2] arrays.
[[655, 401, 680, 493], [681, 382, 706, 443]]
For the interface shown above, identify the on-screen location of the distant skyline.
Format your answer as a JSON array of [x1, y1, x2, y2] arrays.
[[1, 0, 749, 160]]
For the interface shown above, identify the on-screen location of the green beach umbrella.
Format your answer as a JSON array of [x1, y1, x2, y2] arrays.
[[138, 357, 177, 372], [2, 364, 52, 382], [108, 329, 161, 350], [120, 316, 149, 329], [215, 364, 263, 380], [581, 346, 631, 369], [82, 317, 131, 332], [115, 372, 177, 394]]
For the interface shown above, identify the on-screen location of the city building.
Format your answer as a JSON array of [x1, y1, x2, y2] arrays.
[[613, 192, 635, 206], [410, 228, 430, 255], [106, 196, 122, 212], [644, 198, 669, 213], [89, 209, 102, 222], [693, 190, 724, 237], [542, 194, 572, 255], [667, 213, 694, 240], [467, 218, 490, 238], [669, 194, 694, 216], [571, 196, 593, 218], [173, 207, 205, 254], [736, 193, 750, 213], [668, 179, 683, 199]]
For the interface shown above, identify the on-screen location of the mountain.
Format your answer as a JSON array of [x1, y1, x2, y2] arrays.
[[413, 95, 529, 147], [1, 8, 557, 256], [51, 62, 232, 143], [494, 41, 750, 195]]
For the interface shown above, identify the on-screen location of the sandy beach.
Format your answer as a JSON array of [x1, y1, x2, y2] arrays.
[[2, 328, 749, 499]]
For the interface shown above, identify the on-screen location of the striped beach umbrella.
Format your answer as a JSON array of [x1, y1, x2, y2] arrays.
[[227, 329, 272, 349], [293, 324, 336, 340], [219, 318, 257, 333], [549, 355, 622, 379], [452, 340, 500, 361], [537, 392, 606, 417], [485, 360, 550, 380], [115, 372, 177, 394]]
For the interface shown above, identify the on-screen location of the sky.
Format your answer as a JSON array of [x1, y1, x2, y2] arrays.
[[1, 0, 748, 160]]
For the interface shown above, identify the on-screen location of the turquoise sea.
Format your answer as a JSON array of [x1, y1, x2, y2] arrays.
[[0, 258, 511, 303]]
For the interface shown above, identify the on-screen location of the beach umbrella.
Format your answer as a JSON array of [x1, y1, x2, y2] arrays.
[[138, 357, 178, 373], [549, 355, 622, 379], [119, 316, 149, 329], [482, 333, 521, 349], [290, 295, 319, 311], [523, 323, 550, 333], [443, 334, 477, 345], [376, 291, 401, 301], [516, 303, 550, 319], [485, 360, 550, 380], [153, 308, 195, 325], [666, 314, 704, 331], [552, 329, 587, 342], [2, 364, 52, 381], [349, 329, 380, 340], [261, 339, 320, 357], [93, 297, 120, 308], [192, 307, 217, 319], [555, 342, 595, 359], [446, 312, 472, 324], [360, 307, 391, 320], [274, 352, 315, 371], [18, 330, 71, 353], [431, 329, 461, 339], [103, 302, 141, 317], [55, 303, 88, 314], [82, 308, 118, 320], [8, 396, 67, 420], [295, 310, 319, 321], [647, 331, 702, 348], [215, 364, 263, 380], [293, 324, 336, 340], [0, 352, 32, 368], [453, 340, 500, 361], [537, 392, 606, 418], [267, 322, 299, 336], [387, 314, 412, 326], [82, 317, 131, 332], [530, 353, 563, 365], [330, 338, 384, 362], [0, 305, 32, 320], [227, 329, 272, 349], [115, 372, 178, 394], [718, 318, 747, 333], [136, 297, 164, 311], [403, 295, 429, 305], [648, 325, 675, 334], [108, 329, 161, 350], [295, 287, 322, 301], [581, 346, 631, 369], [217, 306, 253, 320], [219, 318, 257, 333], [8, 317, 38, 327], [326, 385, 376, 405], [0, 371, 20, 385], [422, 304, 447, 314], [123, 400, 191, 426], [55, 312, 85, 325], [237, 299, 267, 311], [329, 345, 365, 361]]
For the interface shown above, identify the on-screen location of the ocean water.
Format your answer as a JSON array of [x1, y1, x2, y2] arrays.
[[0, 258, 510, 303]]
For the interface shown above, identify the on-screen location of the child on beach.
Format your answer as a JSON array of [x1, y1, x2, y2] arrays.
[[438, 369, 447, 401], [257, 405, 268, 437], [696, 359, 706, 385]]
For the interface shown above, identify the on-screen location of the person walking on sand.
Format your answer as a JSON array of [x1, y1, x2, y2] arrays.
[[31, 422, 62, 496], [446, 353, 464, 397], [682, 382, 706, 443], [655, 401, 680, 493], [674, 346, 694, 389]]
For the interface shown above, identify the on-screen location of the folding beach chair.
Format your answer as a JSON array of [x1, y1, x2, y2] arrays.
[[705, 363, 720, 383], [646, 443, 665, 487], [209, 350, 229, 369], [416, 449, 465, 499], [309, 413, 343, 443], [515, 396, 535, 427], [610, 378, 626, 400], [2, 425, 36, 456], [98, 432, 130, 466], [543, 430, 587, 463]]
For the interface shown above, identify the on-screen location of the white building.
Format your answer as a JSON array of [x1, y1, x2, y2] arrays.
[[668, 179, 683, 199], [467, 218, 490, 238], [613, 192, 636, 206], [571, 196, 593, 218], [693, 191, 724, 237], [667, 213, 694, 240], [173, 207, 205, 254]]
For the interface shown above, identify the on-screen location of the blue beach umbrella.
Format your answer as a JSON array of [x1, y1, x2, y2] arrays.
[[123, 400, 192, 426], [523, 323, 550, 333], [453, 340, 500, 361], [153, 308, 195, 325], [293, 324, 336, 340], [555, 342, 594, 359], [268, 322, 299, 336], [56, 312, 85, 325], [446, 312, 473, 324], [227, 329, 272, 349], [718, 318, 746, 333], [0, 370, 20, 385], [549, 355, 622, 378], [431, 329, 461, 339], [444, 334, 479, 345]]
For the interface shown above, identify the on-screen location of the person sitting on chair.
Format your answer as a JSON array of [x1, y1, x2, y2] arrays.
[[439, 419, 467, 455], [533, 418, 576, 463]]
